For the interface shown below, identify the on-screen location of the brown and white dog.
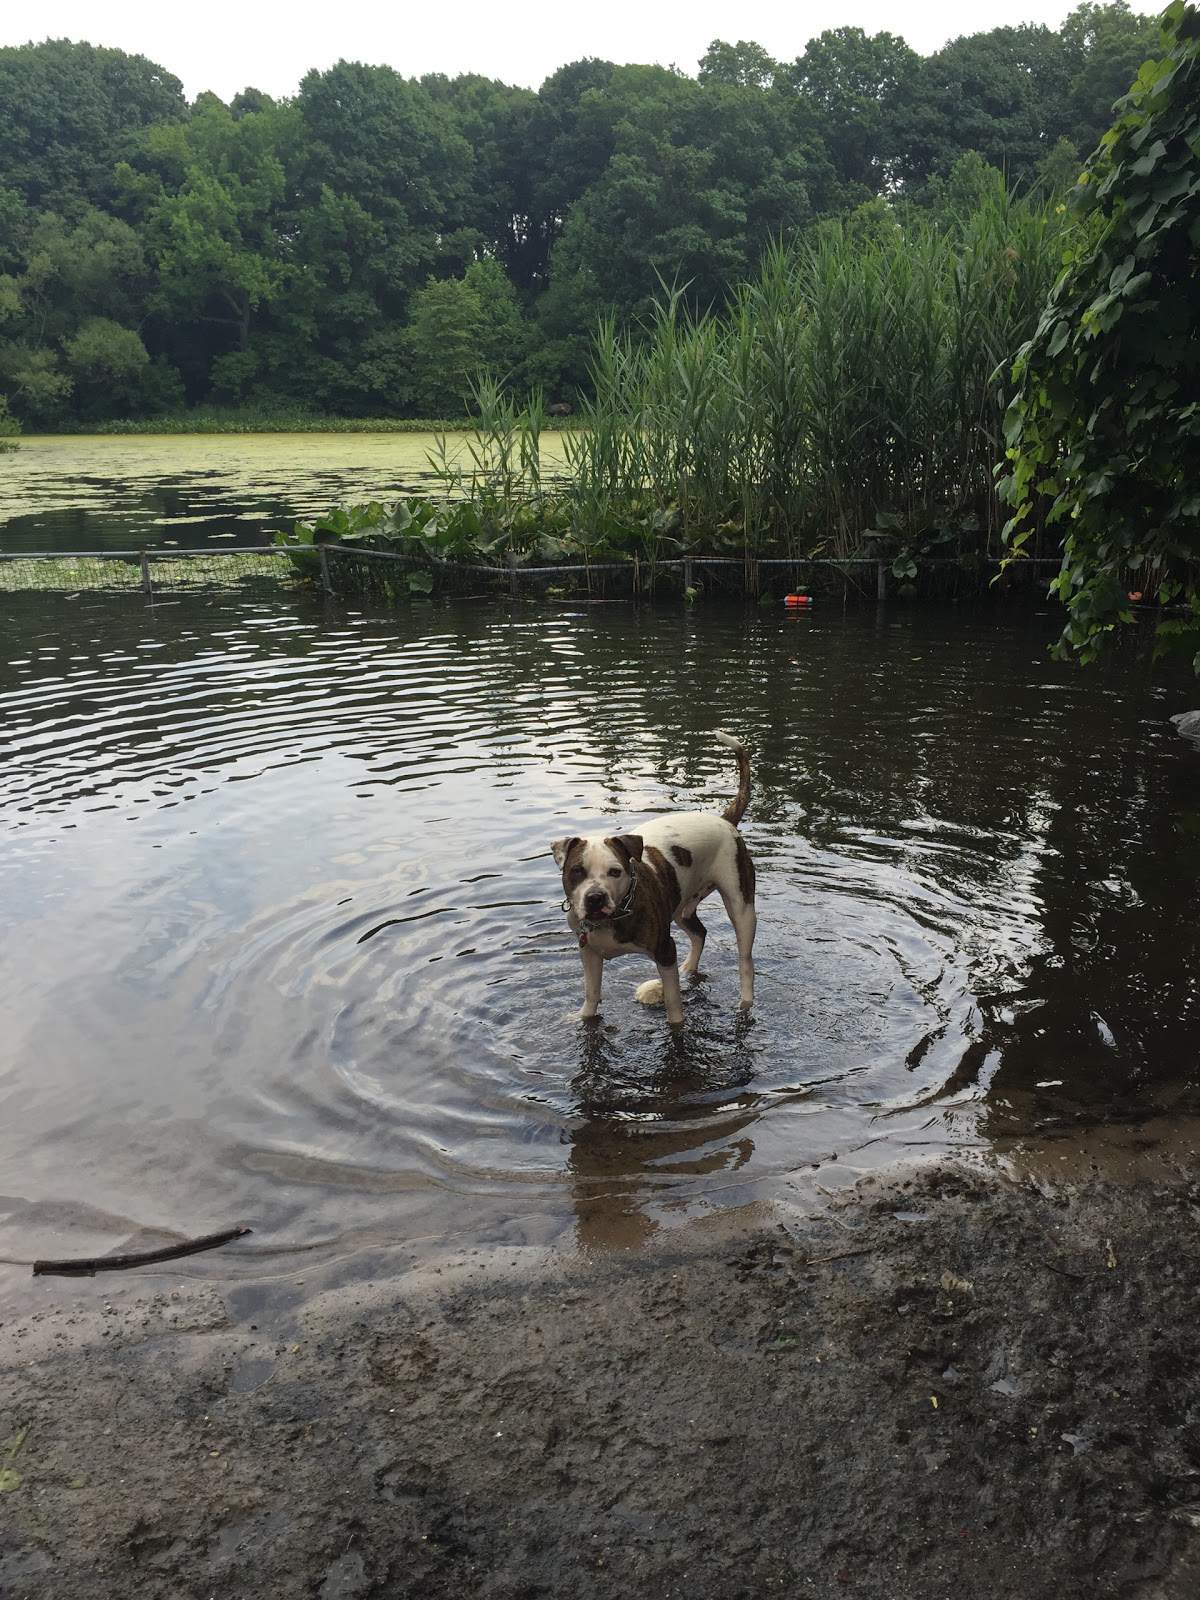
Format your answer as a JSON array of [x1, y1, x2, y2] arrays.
[[551, 731, 757, 1026]]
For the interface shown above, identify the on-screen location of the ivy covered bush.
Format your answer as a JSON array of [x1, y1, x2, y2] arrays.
[[1002, 2, 1200, 667]]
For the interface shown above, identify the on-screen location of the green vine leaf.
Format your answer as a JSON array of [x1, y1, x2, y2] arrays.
[[999, 0, 1200, 670]]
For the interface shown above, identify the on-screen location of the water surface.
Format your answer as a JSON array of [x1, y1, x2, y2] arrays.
[[0, 432, 571, 554], [2, 594, 1198, 1294]]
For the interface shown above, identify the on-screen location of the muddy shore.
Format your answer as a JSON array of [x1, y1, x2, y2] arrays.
[[2, 1159, 1199, 1599]]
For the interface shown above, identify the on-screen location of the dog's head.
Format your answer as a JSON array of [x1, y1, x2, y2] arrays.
[[552, 833, 644, 923]]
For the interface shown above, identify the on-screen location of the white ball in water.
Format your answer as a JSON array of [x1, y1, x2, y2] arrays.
[[635, 979, 665, 1007]]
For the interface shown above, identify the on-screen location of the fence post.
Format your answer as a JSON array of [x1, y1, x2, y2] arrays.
[[876, 561, 887, 601], [319, 544, 332, 595], [140, 550, 152, 596], [683, 559, 694, 594], [507, 550, 519, 598]]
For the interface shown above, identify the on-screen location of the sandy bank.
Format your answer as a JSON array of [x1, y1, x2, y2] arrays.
[[2, 1159, 1199, 1598]]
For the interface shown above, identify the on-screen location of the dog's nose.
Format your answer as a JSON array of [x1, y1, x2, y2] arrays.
[[583, 889, 607, 914]]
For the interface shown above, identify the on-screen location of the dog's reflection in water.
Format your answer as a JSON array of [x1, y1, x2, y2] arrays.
[[565, 1009, 760, 1251]]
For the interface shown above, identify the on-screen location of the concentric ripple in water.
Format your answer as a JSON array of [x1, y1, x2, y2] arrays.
[[2, 592, 1198, 1276]]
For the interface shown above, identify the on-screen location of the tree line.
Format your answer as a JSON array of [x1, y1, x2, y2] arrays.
[[0, 3, 1160, 427]]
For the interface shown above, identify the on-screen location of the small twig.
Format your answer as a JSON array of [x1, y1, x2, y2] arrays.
[[1036, 1255, 1092, 1282], [32, 1226, 252, 1278], [802, 1246, 874, 1266]]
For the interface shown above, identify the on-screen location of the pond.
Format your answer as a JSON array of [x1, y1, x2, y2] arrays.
[[1, 591, 1198, 1302], [0, 432, 572, 554]]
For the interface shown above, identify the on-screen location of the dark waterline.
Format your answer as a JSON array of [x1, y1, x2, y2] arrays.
[[1, 593, 1198, 1290]]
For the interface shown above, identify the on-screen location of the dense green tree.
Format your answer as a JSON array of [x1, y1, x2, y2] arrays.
[[217, 177, 379, 410], [223, 61, 482, 413], [150, 164, 283, 351], [785, 28, 919, 200], [1061, 1, 1162, 149], [421, 74, 547, 297], [519, 55, 623, 296], [890, 10, 1159, 198], [114, 97, 291, 396], [890, 26, 1072, 192], [0, 11, 1173, 423], [536, 67, 824, 373], [0, 342, 72, 424], [394, 259, 528, 414], [698, 40, 781, 90], [1003, 2, 1200, 667], [838, 195, 903, 250], [62, 317, 150, 409], [1032, 136, 1087, 199], [19, 209, 149, 328], [0, 394, 19, 448], [0, 39, 185, 214], [292, 61, 474, 295], [0, 207, 157, 423], [0, 189, 28, 272], [0, 275, 20, 323], [918, 149, 1009, 228], [229, 87, 276, 120]]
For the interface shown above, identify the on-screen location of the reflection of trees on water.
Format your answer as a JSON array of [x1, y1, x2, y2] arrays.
[[565, 1008, 760, 1251]]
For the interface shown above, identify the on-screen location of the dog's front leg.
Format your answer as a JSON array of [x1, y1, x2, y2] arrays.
[[656, 957, 685, 1027], [578, 941, 604, 1020]]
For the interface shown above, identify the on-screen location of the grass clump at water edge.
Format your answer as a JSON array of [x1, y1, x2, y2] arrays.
[[80, 408, 577, 436], [286, 183, 1071, 586]]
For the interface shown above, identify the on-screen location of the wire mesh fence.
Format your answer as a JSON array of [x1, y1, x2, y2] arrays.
[[0, 547, 299, 596], [297, 548, 1062, 604], [0, 545, 1063, 602]]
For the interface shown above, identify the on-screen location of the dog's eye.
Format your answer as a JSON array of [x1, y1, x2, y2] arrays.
[[606, 867, 622, 878], [568, 866, 585, 881]]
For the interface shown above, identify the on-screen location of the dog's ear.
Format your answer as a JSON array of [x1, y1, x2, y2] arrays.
[[611, 833, 645, 862], [551, 837, 580, 869]]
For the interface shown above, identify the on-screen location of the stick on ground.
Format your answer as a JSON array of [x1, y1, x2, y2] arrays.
[[32, 1226, 252, 1278]]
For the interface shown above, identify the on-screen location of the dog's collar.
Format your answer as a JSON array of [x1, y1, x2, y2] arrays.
[[572, 865, 639, 933]]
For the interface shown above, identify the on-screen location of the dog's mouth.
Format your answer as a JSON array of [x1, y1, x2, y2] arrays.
[[580, 890, 615, 921]]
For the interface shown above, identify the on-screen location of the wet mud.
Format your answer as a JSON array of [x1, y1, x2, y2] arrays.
[[3, 1158, 1200, 1599]]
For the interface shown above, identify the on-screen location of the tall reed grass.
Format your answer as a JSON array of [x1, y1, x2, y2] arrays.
[[310, 183, 1071, 585], [561, 181, 1069, 565]]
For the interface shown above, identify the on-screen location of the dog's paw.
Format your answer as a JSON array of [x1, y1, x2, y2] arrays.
[[635, 979, 665, 1008]]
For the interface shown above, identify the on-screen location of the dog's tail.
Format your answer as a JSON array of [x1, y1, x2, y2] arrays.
[[714, 730, 751, 827]]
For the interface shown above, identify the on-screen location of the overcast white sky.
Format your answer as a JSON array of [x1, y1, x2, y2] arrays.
[[4, 0, 1166, 103]]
